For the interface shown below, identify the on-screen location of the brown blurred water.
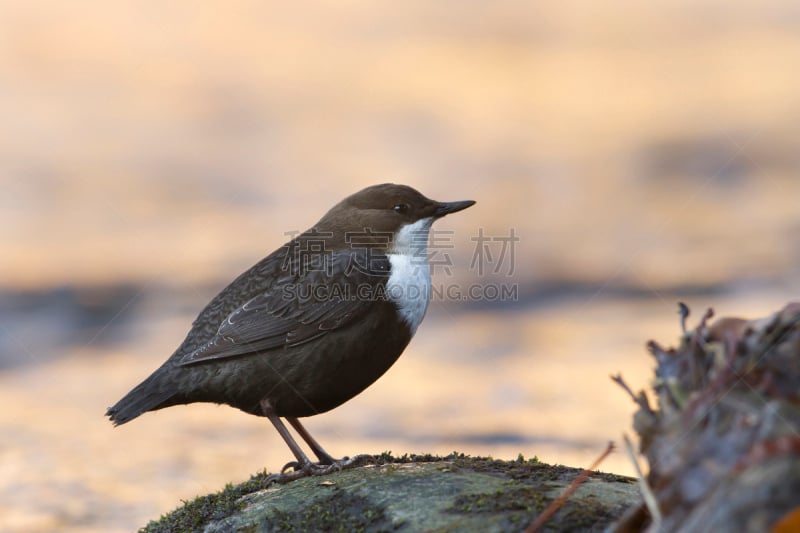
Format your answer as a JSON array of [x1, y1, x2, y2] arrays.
[[2, 1, 800, 531]]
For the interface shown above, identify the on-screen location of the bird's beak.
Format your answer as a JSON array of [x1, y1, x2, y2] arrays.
[[434, 200, 476, 218]]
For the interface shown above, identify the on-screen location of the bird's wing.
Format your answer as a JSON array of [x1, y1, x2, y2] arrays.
[[177, 248, 390, 366]]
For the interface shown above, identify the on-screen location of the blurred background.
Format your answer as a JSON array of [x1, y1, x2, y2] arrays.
[[2, 1, 800, 531]]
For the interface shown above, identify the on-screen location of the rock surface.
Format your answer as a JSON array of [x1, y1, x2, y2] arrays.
[[141, 453, 640, 532]]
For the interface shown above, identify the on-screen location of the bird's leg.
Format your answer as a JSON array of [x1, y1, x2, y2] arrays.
[[261, 400, 373, 478], [286, 417, 337, 465], [261, 402, 314, 472], [287, 416, 375, 471]]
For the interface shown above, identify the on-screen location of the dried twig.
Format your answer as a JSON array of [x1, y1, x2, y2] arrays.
[[525, 441, 615, 533], [678, 301, 690, 335], [611, 373, 638, 402], [623, 433, 661, 529], [611, 374, 655, 415]]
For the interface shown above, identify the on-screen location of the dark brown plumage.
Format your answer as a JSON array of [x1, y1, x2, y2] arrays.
[[106, 183, 474, 472]]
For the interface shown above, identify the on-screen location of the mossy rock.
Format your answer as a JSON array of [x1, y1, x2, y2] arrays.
[[141, 453, 639, 532]]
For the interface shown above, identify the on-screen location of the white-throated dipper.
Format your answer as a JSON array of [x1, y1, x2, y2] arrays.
[[106, 183, 475, 474]]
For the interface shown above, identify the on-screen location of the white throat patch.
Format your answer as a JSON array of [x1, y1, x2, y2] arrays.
[[386, 217, 433, 334]]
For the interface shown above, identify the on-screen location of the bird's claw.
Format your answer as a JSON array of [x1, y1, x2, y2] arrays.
[[280, 460, 302, 474], [276, 454, 376, 481]]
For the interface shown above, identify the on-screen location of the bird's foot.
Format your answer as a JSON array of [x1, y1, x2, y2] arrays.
[[277, 454, 375, 481]]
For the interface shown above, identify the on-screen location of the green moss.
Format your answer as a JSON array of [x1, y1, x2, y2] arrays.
[[555, 495, 622, 532], [448, 487, 549, 514], [446, 486, 552, 532], [447, 486, 627, 532], [266, 490, 394, 532], [373, 450, 466, 465], [447, 454, 633, 485]]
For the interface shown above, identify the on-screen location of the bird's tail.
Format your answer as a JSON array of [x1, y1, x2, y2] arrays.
[[105, 367, 177, 426]]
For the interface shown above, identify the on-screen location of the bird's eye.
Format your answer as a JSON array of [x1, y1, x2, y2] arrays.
[[393, 203, 409, 214]]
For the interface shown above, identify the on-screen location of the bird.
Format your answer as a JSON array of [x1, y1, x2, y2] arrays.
[[106, 183, 475, 474]]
